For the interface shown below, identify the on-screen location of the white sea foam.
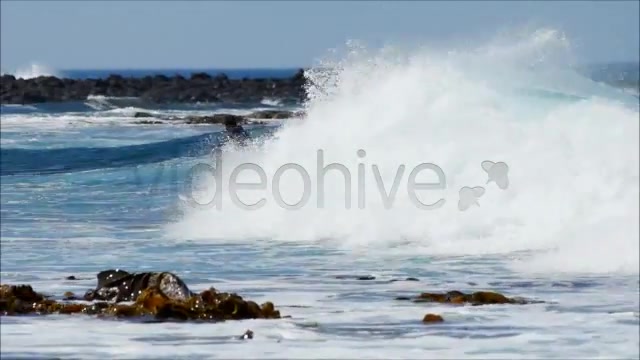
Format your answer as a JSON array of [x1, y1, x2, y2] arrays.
[[3, 62, 58, 79], [261, 98, 283, 106], [168, 28, 640, 275]]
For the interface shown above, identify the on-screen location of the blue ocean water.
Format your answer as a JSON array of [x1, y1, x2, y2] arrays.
[[1, 50, 639, 359]]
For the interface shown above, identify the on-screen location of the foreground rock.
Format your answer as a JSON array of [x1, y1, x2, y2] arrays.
[[422, 313, 444, 323], [0, 70, 307, 105], [396, 290, 537, 305], [132, 109, 304, 125], [1, 270, 282, 322], [83, 269, 193, 302]]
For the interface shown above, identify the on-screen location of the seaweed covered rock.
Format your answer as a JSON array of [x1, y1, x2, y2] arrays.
[[422, 313, 444, 323], [396, 290, 534, 305], [1, 284, 44, 302], [0, 284, 47, 315], [0, 271, 283, 322], [83, 269, 192, 302]]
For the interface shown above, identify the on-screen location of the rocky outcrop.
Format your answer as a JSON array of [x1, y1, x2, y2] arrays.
[[131, 109, 304, 125], [1, 273, 545, 325], [0, 70, 307, 105], [0, 270, 283, 322], [82, 269, 192, 302], [395, 290, 539, 306]]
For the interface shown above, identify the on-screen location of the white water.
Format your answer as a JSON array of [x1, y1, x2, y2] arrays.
[[169, 29, 640, 275], [2, 28, 638, 359], [2, 62, 58, 79]]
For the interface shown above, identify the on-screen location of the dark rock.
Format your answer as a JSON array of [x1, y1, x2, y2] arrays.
[[1, 284, 44, 303], [59, 303, 86, 314], [390, 277, 420, 283], [190, 72, 212, 81], [133, 120, 164, 125], [246, 110, 295, 119], [133, 112, 155, 118], [65, 276, 78, 280], [239, 329, 254, 340], [83, 269, 192, 302], [0, 70, 308, 105], [399, 290, 541, 306], [422, 313, 444, 323], [1, 277, 283, 322], [185, 114, 245, 125], [335, 275, 376, 281]]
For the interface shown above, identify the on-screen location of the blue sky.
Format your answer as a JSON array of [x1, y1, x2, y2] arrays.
[[1, 1, 638, 70]]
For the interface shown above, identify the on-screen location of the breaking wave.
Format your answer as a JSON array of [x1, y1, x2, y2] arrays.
[[167, 28, 639, 275]]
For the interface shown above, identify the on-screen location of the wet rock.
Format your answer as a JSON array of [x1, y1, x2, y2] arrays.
[[135, 286, 169, 312], [1, 277, 283, 322], [246, 110, 295, 119], [59, 303, 86, 314], [199, 287, 218, 305], [357, 276, 376, 281], [239, 329, 254, 340], [335, 275, 376, 281], [1, 285, 50, 315], [260, 301, 279, 318], [184, 114, 245, 125], [468, 291, 512, 305], [63, 291, 78, 300], [34, 299, 63, 314], [127, 111, 300, 126], [84, 269, 192, 302], [65, 276, 78, 280], [155, 303, 191, 321], [1, 284, 44, 303], [84, 302, 110, 315], [1, 71, 307, 105], [422, 313, 444, 323], [390, 277, 420, 282], [133, 120, 164, 125], [401, 290, 537, 305], [133, 112, 155, 118]]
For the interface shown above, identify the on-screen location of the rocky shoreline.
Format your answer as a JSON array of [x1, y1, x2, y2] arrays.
[[1, 270, 542, 325], [0, 70, 308, 105]]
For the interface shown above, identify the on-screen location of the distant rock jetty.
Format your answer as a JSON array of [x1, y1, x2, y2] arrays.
[[0, 70, 307, 105]]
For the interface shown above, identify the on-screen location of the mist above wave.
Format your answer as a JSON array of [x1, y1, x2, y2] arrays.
[[2, 62, 58, 79]]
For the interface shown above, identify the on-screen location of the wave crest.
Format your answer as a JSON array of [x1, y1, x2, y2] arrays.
[[167, 28, 639, 275]]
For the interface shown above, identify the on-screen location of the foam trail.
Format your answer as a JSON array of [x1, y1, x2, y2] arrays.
[[167, 28, 639, 275]]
